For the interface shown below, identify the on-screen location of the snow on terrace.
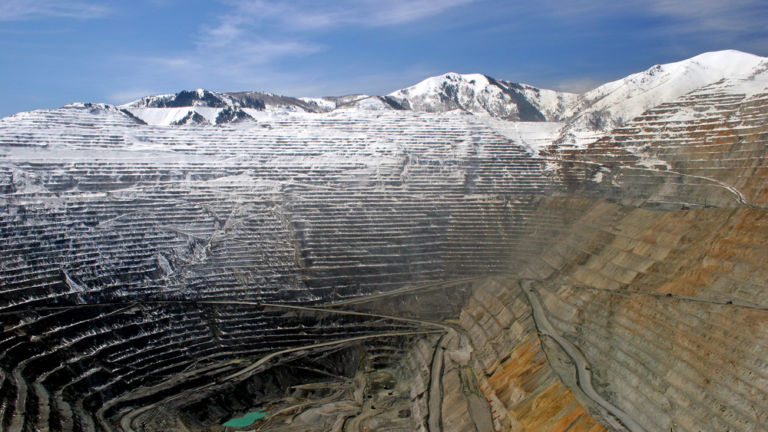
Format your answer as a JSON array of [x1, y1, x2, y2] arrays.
[[0, 103, 559, 317], [0, 107, 551, 196], [560, 50, 768, 147], [478, 118, 563, 156], [2, 112, 397, 169]]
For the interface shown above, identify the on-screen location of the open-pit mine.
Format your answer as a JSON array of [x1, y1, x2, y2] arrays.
[[1, 50, 767, 431]]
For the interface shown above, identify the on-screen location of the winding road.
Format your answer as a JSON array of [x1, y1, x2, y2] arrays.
[[98, 300, 454, 431], [520, 279, 645, 432]]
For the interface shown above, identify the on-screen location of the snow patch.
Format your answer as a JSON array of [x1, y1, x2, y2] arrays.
[[479, 118, 563, 155]]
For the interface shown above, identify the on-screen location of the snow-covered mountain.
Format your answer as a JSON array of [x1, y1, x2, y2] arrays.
[[123, 88, 413, 125], [387, 72, 578, 121], [381, 50, 768, 142], [120, 74, 578, 126], [556, 50, 768, 146], [123, 88, 334, 125], [127, 88, 328, 112], [33, 50, 766, 142]]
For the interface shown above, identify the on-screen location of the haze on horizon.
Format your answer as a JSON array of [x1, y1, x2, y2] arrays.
[[1, 0, 767, 118]]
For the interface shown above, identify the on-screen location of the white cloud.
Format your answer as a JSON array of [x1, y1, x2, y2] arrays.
[[0, 0, 109, 21], [646, 0, 768, 37], [129, 0, 472, 90], [539, 0, 767, 40], [109, 0, 768, 101], [115, 36, 325, 95], [229, 0, 476, 30]]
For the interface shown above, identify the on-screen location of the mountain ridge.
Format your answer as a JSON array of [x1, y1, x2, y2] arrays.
[[5, 50, 767, 146]]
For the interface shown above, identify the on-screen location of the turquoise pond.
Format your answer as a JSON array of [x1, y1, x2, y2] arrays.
[[222, 409, 268, 428]]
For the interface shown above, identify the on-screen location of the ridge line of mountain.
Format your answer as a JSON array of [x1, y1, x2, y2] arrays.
[[3, 50, 767, 148]]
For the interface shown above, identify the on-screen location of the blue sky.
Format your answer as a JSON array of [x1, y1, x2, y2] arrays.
[[1, 0, 767, 117]]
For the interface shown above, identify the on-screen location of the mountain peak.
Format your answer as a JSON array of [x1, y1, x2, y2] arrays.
[[388, 72, 490, 99], [113, 49, 767, 129], [387, 72, 576, 121], [125, 89, 231, 109], [686, 49, 762, 65]]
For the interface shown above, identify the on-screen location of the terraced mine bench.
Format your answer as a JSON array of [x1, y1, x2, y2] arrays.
[[1, 75, 767, 431]]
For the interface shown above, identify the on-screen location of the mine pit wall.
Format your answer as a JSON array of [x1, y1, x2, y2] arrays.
[[438, 87, 768, 432], [1, 85, 767, 431], [402, 87, 768, 430], [435, 195, 767, 432], [402, 335, 440, 432], [0, 110, 563, 431], [456, 278, 609, 432], [553, 90, 768, 210]]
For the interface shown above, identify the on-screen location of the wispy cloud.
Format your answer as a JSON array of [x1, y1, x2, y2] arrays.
[[228, 0, 476, 31], [124, 0, 472, 91], [538, 0, 767, 42], [0, 0, 110, 21], [134, 36, 325, 86], [107, 0, 768, 103], [647, 0, 766, 32], [112, 36, 325, 98], [194, 0, 475, 59]]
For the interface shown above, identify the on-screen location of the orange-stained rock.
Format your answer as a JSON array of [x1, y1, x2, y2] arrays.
[[476, 324, 607, 431]]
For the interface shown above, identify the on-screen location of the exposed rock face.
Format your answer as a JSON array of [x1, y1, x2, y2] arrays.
[[0, 51, 767, 431]]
